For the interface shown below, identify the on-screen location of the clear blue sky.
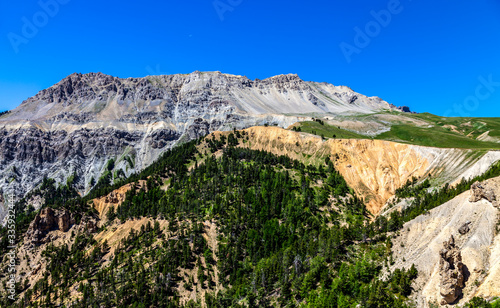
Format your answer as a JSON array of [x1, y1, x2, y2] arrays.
[[1, 0, 499, 117]]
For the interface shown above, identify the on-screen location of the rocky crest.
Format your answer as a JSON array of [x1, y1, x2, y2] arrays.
[[469, 181, 499, 207], [389, 104, 415, 114], [439, 235, 465, 305], [8, 71, 397, 122]]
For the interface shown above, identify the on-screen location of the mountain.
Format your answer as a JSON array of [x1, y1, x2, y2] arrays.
[[1, 128, 499, 307], [0, 71, 399, 221], [1, 71, 500, 307], [8, 71, 395, 121]]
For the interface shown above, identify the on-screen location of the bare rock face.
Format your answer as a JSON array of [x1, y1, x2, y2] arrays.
[[439, 235, 465, 305], [146, 129, 180, 149], [469, 181, 498, 207], [0, 127, 143, 166], [0, 127, 145, 208], [389, 104, 415, 113], [25, 207, 99, 247], [25, 207, 74, 246]]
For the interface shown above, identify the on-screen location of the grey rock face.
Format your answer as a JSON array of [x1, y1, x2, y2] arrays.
[[8, 71, 397, 122], [389, 104, 415, 114], [0, 128, 142, 165], [147, 129, 180, 149], [0, 71, 402, 222], [0, 127, 143, 194]]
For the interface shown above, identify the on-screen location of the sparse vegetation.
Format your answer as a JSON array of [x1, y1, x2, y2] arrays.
[[465, 297, 500, 308]]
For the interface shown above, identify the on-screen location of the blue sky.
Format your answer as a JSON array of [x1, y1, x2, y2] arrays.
[[0, 0, 499, 117]]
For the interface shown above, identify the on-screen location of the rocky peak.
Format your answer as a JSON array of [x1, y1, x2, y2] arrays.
[[62, 72, 118, 86], [439, 235, 466, 305], [6, 70, 403, 124], [336, 85, 355, 92], [21, 72, 119, 107], [261, 73, 303, 85], [398, 106, 413, 113], [263, 73, 301, 81]]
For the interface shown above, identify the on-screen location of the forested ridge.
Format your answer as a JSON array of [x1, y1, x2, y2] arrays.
[[2, 130, 499, 307]]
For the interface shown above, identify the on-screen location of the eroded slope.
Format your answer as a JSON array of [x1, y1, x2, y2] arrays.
[[391, 177, 500, 307]]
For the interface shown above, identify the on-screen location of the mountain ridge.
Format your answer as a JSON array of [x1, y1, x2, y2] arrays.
[[3, 71, 399, 125], [0, 71, 403, 217]]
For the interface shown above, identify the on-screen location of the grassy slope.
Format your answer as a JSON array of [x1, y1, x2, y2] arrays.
[[375, 124, 500, 149], [297, 113, 500, 150], [297, 121, 366, 139], [378, 112, 500, 149], [406, 113, 500, 138]]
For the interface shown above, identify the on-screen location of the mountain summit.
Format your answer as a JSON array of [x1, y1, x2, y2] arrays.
[[6, 71, 396, 124], [0, 71, 401, 208]]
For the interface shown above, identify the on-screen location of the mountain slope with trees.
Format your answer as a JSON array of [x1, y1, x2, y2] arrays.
[[0, 130, 420, 308], [1, 129, 500, 307]]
